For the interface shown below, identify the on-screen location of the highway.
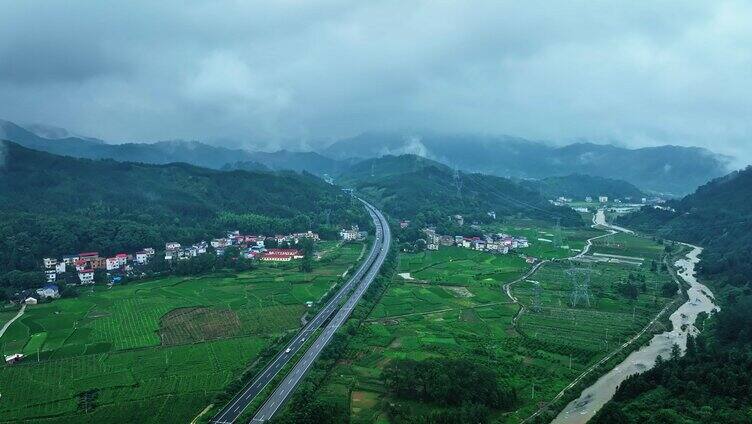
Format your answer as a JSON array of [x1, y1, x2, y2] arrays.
[[211, 199, 391, 424]]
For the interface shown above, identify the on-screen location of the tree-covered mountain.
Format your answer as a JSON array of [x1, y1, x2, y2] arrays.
[[323, 132, 730, 195], [519, 174, 645, 200], [224, 150, 350, 175], [618, 166, 752, 285], [0, 140, 368, 276], [0, 119, 350, 175], [339, 154, 582, 227]]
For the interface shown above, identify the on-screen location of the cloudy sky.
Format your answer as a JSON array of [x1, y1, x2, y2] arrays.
[[1, 1, 750, 163]]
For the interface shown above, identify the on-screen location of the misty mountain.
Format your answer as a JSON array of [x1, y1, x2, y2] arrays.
[[519, 174, 645, 200], [0, 119, 348, 175], [224, 150, 350, 175], [324, 132, 730, 195], [340, 154, 582, 226]]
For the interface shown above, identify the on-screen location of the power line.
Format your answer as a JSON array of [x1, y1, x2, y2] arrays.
[[463, 173, 572, 220]]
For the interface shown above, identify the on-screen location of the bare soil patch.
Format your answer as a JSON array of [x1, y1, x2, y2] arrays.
[[158, 307, 241, 346]]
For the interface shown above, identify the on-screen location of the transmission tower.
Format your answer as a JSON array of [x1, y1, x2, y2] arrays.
[[453, 167, 463, 198], [531, 281, 543, 313], [323, 209, 332, 226], [567, 267, 596, 308], [371, 162, 375, 177], [553, 218, 564, 247]]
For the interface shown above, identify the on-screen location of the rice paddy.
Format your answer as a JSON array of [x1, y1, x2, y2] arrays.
[[0, 242, 363, 423]]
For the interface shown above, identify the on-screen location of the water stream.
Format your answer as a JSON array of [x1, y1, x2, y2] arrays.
[[551, 243, 719, 424]]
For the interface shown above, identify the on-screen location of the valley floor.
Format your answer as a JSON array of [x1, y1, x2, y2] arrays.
[[281, 220, 682, 423]]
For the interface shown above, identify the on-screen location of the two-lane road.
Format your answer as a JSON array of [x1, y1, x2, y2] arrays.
[[211, 199, 390, 424]]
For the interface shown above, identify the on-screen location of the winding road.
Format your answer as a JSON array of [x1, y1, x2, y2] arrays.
[[0, 304, 26, 340], [211, 199, 391, 424], [503, 210, 619, 329]]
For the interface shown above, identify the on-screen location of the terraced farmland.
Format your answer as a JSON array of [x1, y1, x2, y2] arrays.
[[0, 242, 363, 423]]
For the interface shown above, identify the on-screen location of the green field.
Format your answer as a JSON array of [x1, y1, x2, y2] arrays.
[[0, 242, 364, 423], [299, 228, 679, 423], [484, 220, 603, 260]]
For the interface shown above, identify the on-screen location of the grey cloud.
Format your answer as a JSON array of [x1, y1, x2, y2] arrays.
[[0, 0, 750, 165]]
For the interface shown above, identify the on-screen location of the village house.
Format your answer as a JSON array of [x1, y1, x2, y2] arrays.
[[43, 257, 58, 269], [79, 252, 100, 262], [165, 242, 181, 251], [44, 270, 57, 283], [4, 353, 24, 365], [135, 251, 149, 264], [74, 259, 88, 272], [599, 196, 609, 203], [340, 226, 361, 241], [400, 220, 410, 229], [115, 253, 128, 267], [62, 254, 79, 265], [78, 269, 95, 285], [36, 284, 60, 299], [260, 253, 292, 262], [210, 238, 230, 249], [55, 262, 66, 274], [25, 297, 38, 305], [90, 257, 106, 270], [106, 257, 121, 271]]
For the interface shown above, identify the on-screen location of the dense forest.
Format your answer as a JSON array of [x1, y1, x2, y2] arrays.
[[339, 154, 583, 227], [518, 174, 644, 200], [593, 293, 752, 423], [618, 166, 752, 286], [0, 141, 368, 280]]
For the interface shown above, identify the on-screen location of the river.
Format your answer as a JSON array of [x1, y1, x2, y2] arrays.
[[551, 226, 719, 423]]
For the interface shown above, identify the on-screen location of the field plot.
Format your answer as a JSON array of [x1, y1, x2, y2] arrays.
[[485, 220, 603, 259], [0, 242, 363, 423], [302, 229, 679, 423]]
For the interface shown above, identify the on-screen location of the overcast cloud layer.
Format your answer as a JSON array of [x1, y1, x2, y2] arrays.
[[1, 1, 750, 164]]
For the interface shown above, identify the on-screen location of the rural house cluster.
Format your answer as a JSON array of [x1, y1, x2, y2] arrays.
[[422, 228, 530, 253]]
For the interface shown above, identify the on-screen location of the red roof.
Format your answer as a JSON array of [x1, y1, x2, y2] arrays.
[[262, 253, 292, 259], [115, 253, 127, 258], [79, 269, 95, 274], [265, 249, 300, 256], [79, 252, 99, 257]]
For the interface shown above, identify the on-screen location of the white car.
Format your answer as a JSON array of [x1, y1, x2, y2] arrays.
[[285, 348, 291, 353]]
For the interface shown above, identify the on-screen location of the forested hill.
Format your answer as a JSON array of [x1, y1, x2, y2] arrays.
[[323, 132, 730, 195], [0, 141, 367, 274], [618, 166, 752, 285], [519, 174, 645, 200], [339, 154, 582, 227]]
